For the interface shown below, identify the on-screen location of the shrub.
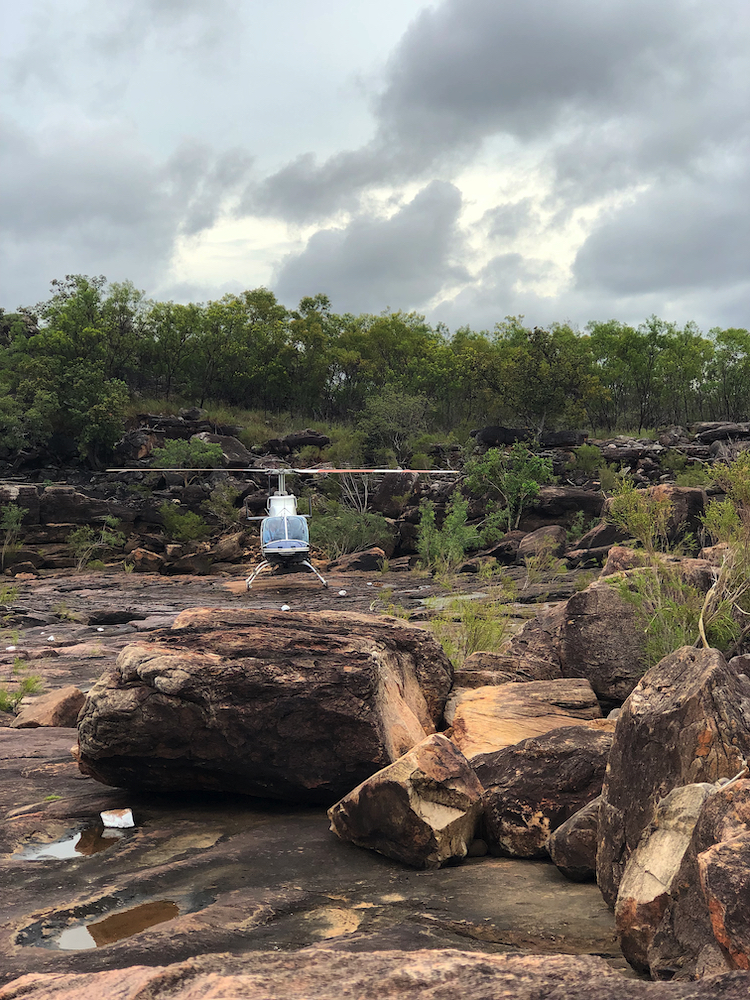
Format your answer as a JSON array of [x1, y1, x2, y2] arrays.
[[151, 439, 224, 471], [606, 480, 673, 554], [309, 503, 393, 559], [159, 503, 212, 542], [429, 599, 511, 668], [464, 443, 554, 532], [417, 494, 479, 572], [202, 482, 241, 528], [0, 658, 43, 714], [0, 503, 23, 570], [68, 516, 125, 571], [572, 443, 602, 475]]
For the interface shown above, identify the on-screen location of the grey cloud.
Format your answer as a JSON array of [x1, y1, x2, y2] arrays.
[[254, 0, 748, 222], [273, 180, 469, 313], [482, 199, 538, 241], [574, 172, 750, 296], [0, 118, 253, 307]]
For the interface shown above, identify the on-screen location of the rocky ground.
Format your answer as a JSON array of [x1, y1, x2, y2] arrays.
[[0, 564, 630, 993]]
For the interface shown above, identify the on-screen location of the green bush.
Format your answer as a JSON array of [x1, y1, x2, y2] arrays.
[[606, 480, 673, 554], [0, 658, 43, 714], [202, 482, 241, 528], [417, 493, 478, 572], [151, 438, 224, 470], [0, 503, 23, 570], [572, 443, 603, 474], [68, 516, 125, 571], [429, 599, 511, 668], [159, 503, 212, 542], [464, 443, 554, 532], [309, 503, 393, 559]]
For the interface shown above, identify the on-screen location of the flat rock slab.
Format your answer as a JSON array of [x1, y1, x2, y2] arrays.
[[447, 679, 602, 759], [0, 728, 627, 988], [8, 950, 750, 1000], [77, 609, 453, 804]]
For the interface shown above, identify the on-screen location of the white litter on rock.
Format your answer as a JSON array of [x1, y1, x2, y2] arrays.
[[338, 590, 347, 597], [367, 582, 373, 587], [96, 627, 105, 632], [5, 645, 16, 651], [100, 808, 135, 829], [46, 636, 55, 642], [281, 604, 291, 611]]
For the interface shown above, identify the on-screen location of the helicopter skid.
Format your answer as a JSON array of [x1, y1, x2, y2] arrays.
[[246, 558, 328, 589]]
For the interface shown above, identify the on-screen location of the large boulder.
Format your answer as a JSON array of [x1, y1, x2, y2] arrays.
[[516, 524, 567, 563], [446, 678, 602, 759], [648, 780, 750, 980], [76, 610, 453, 804], [474, 723, 615, 857], [11, 948, 746, 1000], [546, 795, 601, 882], [615, 783, 716, 973], [191, 432, 254, 467], [327, 733, 483, 868], [558, 578, 648, 702], [497, 603, 566, 680], [597, 646, 750, 908]]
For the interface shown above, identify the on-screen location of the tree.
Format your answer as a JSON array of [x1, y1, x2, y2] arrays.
[[357, 386, 430, 465], [464, 443, 554, 531]]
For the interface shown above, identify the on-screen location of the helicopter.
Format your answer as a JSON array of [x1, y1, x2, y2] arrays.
[[242, 466, 460, 589], [108, 464, 460, 589]]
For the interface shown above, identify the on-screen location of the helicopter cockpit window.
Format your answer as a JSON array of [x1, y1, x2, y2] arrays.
[[262, 515, 309, 547]]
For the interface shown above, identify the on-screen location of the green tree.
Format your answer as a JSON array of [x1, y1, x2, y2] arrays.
[[464, 443, 554, 531], [357, 385, 429, 465]]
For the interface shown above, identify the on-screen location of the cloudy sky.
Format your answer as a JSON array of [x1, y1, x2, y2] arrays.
[[2, 0, 749, 332]]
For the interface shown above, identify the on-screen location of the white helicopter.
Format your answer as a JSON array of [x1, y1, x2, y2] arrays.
[[242, 466, 459, 589], [109, 463, 459, 589]]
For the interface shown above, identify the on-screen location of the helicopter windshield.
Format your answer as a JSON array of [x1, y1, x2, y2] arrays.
[[262, 515, 309, 546]]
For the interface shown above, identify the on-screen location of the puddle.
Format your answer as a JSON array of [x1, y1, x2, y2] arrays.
[[15, 826, 125, 861], [55, 900, 180, 950]]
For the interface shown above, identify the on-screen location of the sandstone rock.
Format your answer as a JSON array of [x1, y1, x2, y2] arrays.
[[446, 678, 601, 759], [0, 948, 706, 1000], [191, 432, 254, 467], [499, 603, 566, 680], [615, 783, 716, 973], [648, 779, 750, 980], [210, 532, 246, 563], [39, 487, 110, 525], [10, 686, 85, 729], [474, 724, 614, 857], [575, 520, 630, 550], [127, 548, 165, 573], [546, 795, 601, 881], [327, 733, 483, 868], [698, 830, 750, 972], [522, 486, 605, 527], [162, 552, 213, 575], [454, 649, 556, 689], [0, 485, 40, 525], [327, 547, 387, 572], [516, 524, 567, 563], [601, 547, 716, 592], [597, 646, 750, 908], [482, 529, 527, 564], [77, 609, 453, 804], [558, 578, 648, 702], [369, 472, 419, 517]]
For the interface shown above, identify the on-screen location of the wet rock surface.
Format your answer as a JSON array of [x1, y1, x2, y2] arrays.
[[1, 724, 627, 987]]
